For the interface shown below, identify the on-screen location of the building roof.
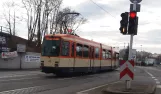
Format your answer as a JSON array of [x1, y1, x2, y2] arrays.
[[0, 32, 39, 52]]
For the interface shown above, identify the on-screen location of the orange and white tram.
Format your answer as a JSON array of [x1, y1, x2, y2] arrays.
[[40, 34, 119, 76]]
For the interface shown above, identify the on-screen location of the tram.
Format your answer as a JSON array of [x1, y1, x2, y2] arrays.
[[40, 34, 119, 76]]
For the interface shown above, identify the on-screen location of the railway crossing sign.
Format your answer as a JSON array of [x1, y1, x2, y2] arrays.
[[120, 60, 134, 80]]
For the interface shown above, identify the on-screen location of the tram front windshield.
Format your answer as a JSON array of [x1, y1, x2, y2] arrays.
[[41, 37, 60, 56]]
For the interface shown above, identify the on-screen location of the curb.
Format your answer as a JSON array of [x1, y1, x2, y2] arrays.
[[76, 81, 156, 94], [103, 84, 156, 94], [76, 81, 121, 94]]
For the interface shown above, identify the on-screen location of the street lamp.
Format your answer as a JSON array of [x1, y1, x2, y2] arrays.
[[56, 12, 80, 24], [56, 12, 80, 34], [63, 13, 80, 34]]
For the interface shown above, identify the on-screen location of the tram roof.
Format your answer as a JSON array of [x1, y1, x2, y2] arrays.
[[45, 34, 114, 50]]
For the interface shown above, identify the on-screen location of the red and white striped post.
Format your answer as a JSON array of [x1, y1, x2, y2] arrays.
[[120, 60, 134, 80]]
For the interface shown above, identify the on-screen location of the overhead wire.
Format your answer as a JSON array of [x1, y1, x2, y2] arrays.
[[75, 0, 120, 46], [89, 0, 117, 20], [89, 0, 161, 26]]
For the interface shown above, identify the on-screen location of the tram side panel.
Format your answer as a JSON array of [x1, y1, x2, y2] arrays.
[[89, 46, 95, 73], [93, 47, 101, 72], [74, 43, 90, 73], [111, 51, 116, 69], [101, 59, 112, 71], [57, 40, 74, 74], [101, 49, 112, 71], [59, 57, 74, 73], [41, 57, 60, 73]]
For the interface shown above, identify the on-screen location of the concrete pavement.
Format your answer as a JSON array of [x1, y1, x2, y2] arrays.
[[103, 80, 155, 94], [137, 66, 161, 94]]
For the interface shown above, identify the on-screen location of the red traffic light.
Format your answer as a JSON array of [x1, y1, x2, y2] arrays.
[[130, 12, 136, 18]]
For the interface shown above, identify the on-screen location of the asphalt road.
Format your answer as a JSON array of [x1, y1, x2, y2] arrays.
[[0, 66, 158, 94], [137, 66, 161, 94]]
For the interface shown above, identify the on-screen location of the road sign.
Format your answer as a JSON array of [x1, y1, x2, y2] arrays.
[[120, 60, 134, 80], [130, 4, 141, 12], [130, 0, 142, 3], [17, 44, 26, 52]]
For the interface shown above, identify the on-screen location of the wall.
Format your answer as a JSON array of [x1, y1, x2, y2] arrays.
[[0, 52, 41, 69]]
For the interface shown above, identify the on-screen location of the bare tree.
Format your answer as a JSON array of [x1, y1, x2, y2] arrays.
[[22, 0, 42, 45], [2, 1, 19, 35], [22, 0, 63, 46], [22, 0, 86, 48], [41, 0, 62, 40]]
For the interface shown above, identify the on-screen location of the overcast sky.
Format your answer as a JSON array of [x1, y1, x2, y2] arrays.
[[0, 0, 161, 54]]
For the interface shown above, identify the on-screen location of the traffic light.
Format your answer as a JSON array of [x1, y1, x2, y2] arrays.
[[128, 11, 138, 35], [119, 12, 129, 35]]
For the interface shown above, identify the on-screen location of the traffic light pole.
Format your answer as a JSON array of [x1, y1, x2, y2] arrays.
[[126, 0, 138, 90], [126, 34, 134, 89]]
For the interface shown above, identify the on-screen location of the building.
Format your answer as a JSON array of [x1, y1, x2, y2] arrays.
[[0, 32, 39, 53], [119, 48, 136, 61]]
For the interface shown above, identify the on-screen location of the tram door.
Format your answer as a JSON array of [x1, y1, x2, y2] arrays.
[[89, 46, 94, 72], [71, 42, 75, 71]]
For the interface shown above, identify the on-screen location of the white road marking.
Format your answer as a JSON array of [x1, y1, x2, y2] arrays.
[[0, 73, 43, 79], [145, 71, 161, 85], [76, 81, 120, 94], [0, 85, 43, 94], [142, 67, 161, 71], [156, 85, 161, 88], [58, 78, 73, 80], [0, 77, 40, 82], [156, 81, 160, 84], [146, 72, 153, 77], [57, 73, 106, 81], [57, 77, 77, 80], [145, 70, 161, 86]]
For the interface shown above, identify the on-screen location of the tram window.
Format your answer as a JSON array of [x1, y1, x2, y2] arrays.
[[105, 50, 109, 59], [102, 49, 106, 59], [95, 48, 99, 58], [76, 43, 83, 57], [106, 50, 111, 59], [71, 43, 75, 57], [61, 41, 70, 56], [83, 45, 89, 58]]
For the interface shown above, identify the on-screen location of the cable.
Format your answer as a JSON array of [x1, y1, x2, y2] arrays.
[[89, 0, 116, 19]]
